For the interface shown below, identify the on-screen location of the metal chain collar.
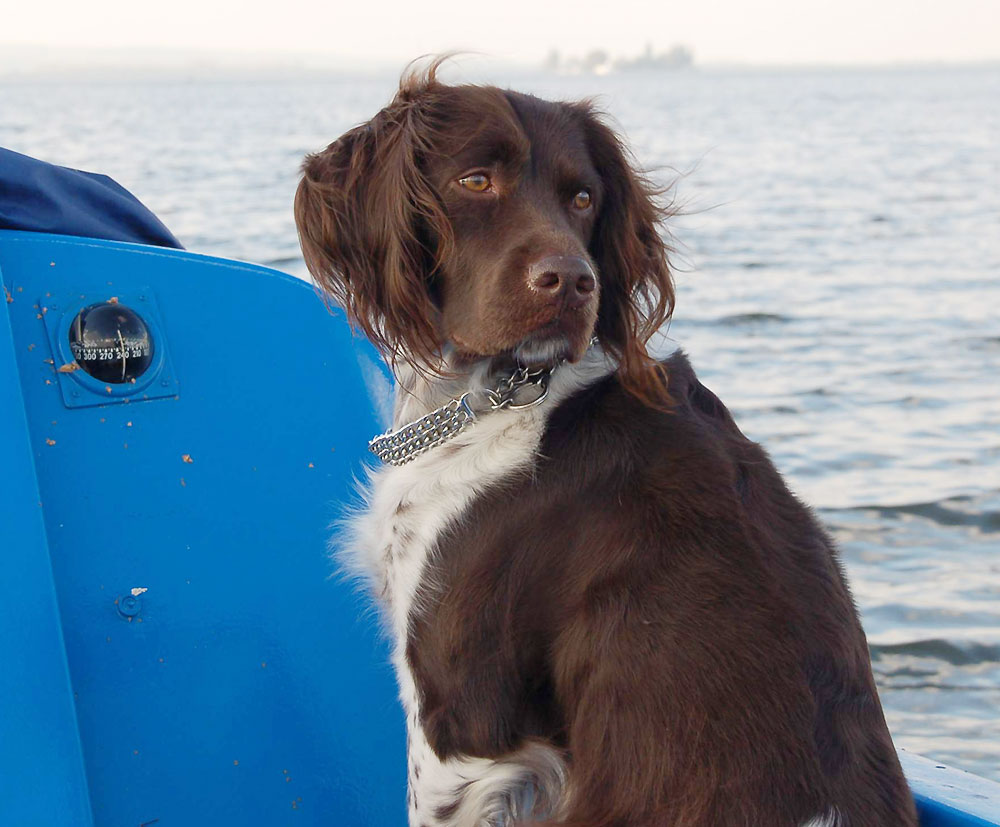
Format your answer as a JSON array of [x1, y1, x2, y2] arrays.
[[482, 365, 551, 412], [368, 364, 552, 467]]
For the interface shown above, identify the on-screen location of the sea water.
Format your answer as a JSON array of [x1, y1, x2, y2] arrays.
[[2, 63, 998, 779]]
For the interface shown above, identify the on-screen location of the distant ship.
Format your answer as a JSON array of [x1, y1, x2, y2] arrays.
[[543, 43, 694, 76]]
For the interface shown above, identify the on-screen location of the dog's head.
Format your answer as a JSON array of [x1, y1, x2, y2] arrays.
[[295, 61, 675, 403]]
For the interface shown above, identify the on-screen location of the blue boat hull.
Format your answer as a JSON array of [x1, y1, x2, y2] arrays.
[[1, 231, 997, 825]]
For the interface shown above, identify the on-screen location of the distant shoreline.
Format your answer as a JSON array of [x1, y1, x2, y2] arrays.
[[0, 43, 997, 82]]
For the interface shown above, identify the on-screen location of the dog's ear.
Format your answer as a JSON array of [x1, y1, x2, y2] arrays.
[[575, 103, 676, 406], [294, 86, 453, 369]]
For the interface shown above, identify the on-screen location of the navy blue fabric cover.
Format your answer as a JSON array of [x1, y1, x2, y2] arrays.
[[0, 148, 182, 249]]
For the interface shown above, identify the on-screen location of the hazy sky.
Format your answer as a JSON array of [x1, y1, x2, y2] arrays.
[[5, 0, 1000, 67]]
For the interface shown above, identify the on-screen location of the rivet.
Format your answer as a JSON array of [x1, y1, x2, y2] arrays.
[[118, 594, 142, 618]]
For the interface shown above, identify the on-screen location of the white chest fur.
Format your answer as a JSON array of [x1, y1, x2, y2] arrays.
[[341, 350, 613, 826]]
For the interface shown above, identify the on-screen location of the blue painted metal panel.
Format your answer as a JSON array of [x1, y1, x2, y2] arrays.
[[2, 231, 404, 826], [0, 250, 95, 827], [901, 751, 1000, 827]]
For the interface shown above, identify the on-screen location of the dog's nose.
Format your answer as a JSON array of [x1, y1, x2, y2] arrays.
[[527, 256, 597, 307]]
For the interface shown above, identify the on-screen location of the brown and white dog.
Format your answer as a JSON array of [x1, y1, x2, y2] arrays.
[[294, 62, 917, 827]]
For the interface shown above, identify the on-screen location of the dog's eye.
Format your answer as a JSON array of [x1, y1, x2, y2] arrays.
[[573, 189, 592, 210], [458, 173, 491, 193]]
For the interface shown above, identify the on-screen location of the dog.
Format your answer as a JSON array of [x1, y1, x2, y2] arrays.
[[294, 61, 917, 827]]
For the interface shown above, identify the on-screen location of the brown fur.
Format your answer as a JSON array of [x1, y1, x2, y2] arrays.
[[407, 355, 915, 825], [295, 58, 674, 405], [295, 61, 916, 826]]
